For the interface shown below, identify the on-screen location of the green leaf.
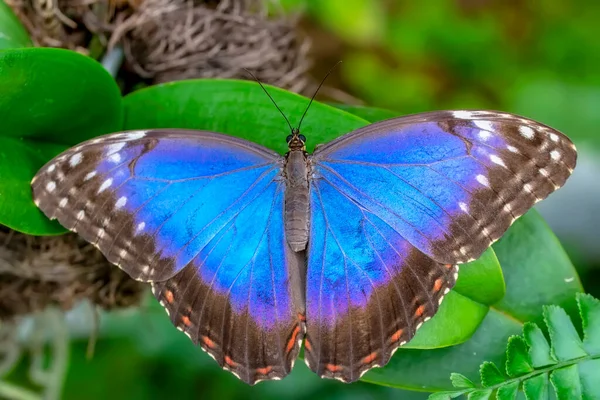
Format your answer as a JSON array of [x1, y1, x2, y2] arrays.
[[523, 374, 549, 400], [544, 305, 587, 361], [506, 336, 534, 377], [0, 48, 123, 234], [453, 248, 505, 306], [579, 293, 600, 354], [492, 209, 583, 325], [0, 0, 32, 49], [550, 365, 582, 399], [450, 373, 476, 389], [523, 323, 556, 368], [0, 137, 65, 233], [328, 103, 399, 122], [405, 291, 488, 349], [480, 362, 505, 387], [496, 381, 519, 400], [123, 79, 368, 155]]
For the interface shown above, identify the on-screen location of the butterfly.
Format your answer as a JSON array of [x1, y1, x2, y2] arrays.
[[31, 105, 576, 385]]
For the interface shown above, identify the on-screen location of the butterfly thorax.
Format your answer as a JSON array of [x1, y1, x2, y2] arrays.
[[284, 148, 310, 252]]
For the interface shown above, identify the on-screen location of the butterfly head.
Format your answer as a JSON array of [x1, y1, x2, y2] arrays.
[[286, 128, 306, 151]]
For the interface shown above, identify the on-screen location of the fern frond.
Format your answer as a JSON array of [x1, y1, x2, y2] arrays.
[[429, 293, 600, 399]]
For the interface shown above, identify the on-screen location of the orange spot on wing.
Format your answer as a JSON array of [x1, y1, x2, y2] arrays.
[[444, 264, 453, 269], [391, 329, 404, 343], [304, 339, 312, 352], [164, 290, 174, 304], [361, 352, 377, 364], [201, 336, 215, 349], [181, 315, 191, 327], [325, 364, 343, 372], [224, 355, 237, 367], [415, 305, 425, 318], [286, 325, 301, 353], [256, 366, 273, 375], [433, 278, 443, 292]]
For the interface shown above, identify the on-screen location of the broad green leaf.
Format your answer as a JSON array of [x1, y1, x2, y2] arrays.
[[523, 323, 556, 368], [0, 48, 123, 234], [453, 249, 505, 305], [329, 103, 399, 122], [544, 305, 587, 361], [492, 209, 583, 325], [123, 79, 505, 356], [0, 0, 32, 49], [479, 362, 504, 387], [406, 291, 488, 349], [506, 336, 534, 377], [450, 373, 476, 389], [579, 293, 600, 353], [123, 79, 368, 155], [523, 374, 549, 399], [365, 309, 522, 391], [0, 137, 65, 233], [550, 365, 582, 399], [496, 381, 519, 400]]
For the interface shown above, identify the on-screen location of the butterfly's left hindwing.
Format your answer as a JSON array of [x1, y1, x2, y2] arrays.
[[31, 130, 305, 384]]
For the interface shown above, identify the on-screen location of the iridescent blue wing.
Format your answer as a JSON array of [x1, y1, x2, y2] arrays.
[[31, 130, 305, 384], [304, 110, 577, 381]]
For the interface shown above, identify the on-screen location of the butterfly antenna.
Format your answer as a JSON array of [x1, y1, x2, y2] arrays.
[[296, 60, 342, 132], [244, 68, 294, 133]]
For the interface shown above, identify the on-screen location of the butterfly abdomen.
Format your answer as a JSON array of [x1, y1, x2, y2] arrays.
[[284, 150, 310, 252]]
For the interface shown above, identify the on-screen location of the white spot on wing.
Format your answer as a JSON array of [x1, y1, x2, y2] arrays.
[[519, 126, 535, 139], [453, 111, 473, 119], [489, 154, 506, 167], [76, 210, 85, 220], [124, 131, 146, 141], [84, 171, 97, 181], [507, 145, 519, 153], [46, 181, 56, 192], [115, 196, 127, 209], [69, 152, 82, 167], [47, 164, 56, 173], [107, 142, 126, 155], [98, 178, 113, 193], [476, 174, 490, 187], [540, 168, 549, 177], [459, 202, 469, 213], [549, 133, 559, 142], [478, 131, 492, 141], [524, 183, 533, 193], [59, 198, 68, 207], [550, 150, 561, 161], [109, 153, 121, 163], [474, 120, 493, 131], [136, 222, 146, 233]]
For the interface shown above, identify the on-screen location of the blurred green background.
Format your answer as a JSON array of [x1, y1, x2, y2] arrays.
[[8, 0, 600, 398]]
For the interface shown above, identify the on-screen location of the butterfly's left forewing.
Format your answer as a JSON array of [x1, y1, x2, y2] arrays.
[[32, 130, 305, 384], [304, 110, 576, 381]]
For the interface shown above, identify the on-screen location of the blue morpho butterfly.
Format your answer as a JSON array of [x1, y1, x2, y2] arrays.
[[31, 80, 577, 385]]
